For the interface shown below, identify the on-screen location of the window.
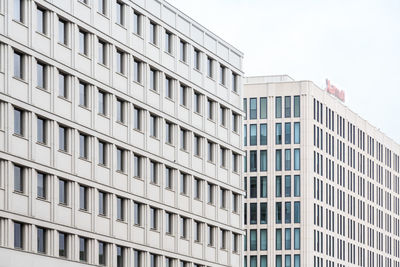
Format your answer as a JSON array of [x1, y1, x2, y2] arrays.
[[98, 140, 107, 166], [116, 1, 124, 26], [79, 81, 89, 108], [260, 176, 267, 198], [294, 122, 300, 144], [37, 172, 47, 199], [207, 57, 213, 78], [276, 96, 282, 118], [244, 125, 247, 146], [133, 106, 142, 130], [99, 191, 107, 216], [284, 149, 291, 171], [150, 207, 158, 230], [194, 49, 201, 70], [219, 65, 226, 85], [79, 29, 89, 56], [285, 228, 291, 250], [165, 76, 173, 99], [276, 202, 282, 224], [232, 193, 238, 212], [165, 31, 173, 54], [58, 18, 68, 45], [37, 227, 47, 254], [79, 133, 89, 159], [207, 225, 214, 246], [165, 212, 173, 234], [207, 98, 215, 120], [149, 68, 158, 91], [285, 255, 291, 267], [14, 51, 24, 80], [260, 124, 267, 145], [294, 228, 300, 250], [134, 250, 143, 267], [194, 178, 202, 199], [58, 71, 68, 98], [179, 40, 187, 62], [260, 229, 267, 250], [59, 232, 68, 257], [180, 216, 187, 238], [98, 40, 108, 66], [194, 135, 201, 157], [276, 123, 282, 145], [150, 161, 158, 184], [260, 97, 267, 119], [116, 147, 125, 172], [79, 237, 88, 262], [276, 149, 282, 171], [133, 154, 142, 178], [37, 117, 47, 144], [220, 147, 226, 168], [260, 203, 268, 224], [14, 0, 25, 23], [285, 122, 291, 144], [294, 255, 300, 267], [59, 179, 68, 205], [14, 165, 24, 193], [250, 229, 257, 250], [250, 203, 257, 224], [285, 175, 291, 197], [276, 229, 282, 250], [36, 7, 48, 35], [98, 241, 107, 266], [250, 150, 257, 172], [207, 183, 214, 204], [232, 153, 239, 172], [232, 112, 239, 132], [276, 176, 282, 197], [14, 222, 24, 249], [150, 114, 158, 138], [98, 90, 107, 116], [294, 201, 300, 223], [98, 0, 107, 15], [79, 185, 88, 210], [294, 96, 300, 117], [116, 99, 125, 123], [220, 229, 226, 249], [249, 176, 257, 198], [150, 254, 159, 267], [294, 175, 300, 197], [220, 188, 226, 209], [133, 58, 142, 83], [232, 73, 238, 92], [207, 141, 214, 162], [117, 196, 125, 221], [149, 21, 157, 45], [249, 125, 257, 146], [284, 96, 291, 118], [260, 255, 267, 267], [133, 202, 142, 225], [260, 150, 267, 171], [243, 98, 247, 120], [249, 98, 257, 119], [180, 172, 188, 195], [294, 149, 300, 170], [133, 11, 141, 36], [165, 121, 173, 144], [180, 84, 188, 106], [285, 202, 291, 223], [194, 221, 201, 242], [116, 50, 125, 74]]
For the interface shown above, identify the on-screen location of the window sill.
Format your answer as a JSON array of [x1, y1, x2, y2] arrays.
[[193, 67, 202, 74], [78, 104, 91, 111], [132, 127, 143, 134], [116, 219, 127, 224], [12, 19, 28, 28], [148, 42, 159, 49], [98, 214, 109, 219], [35, 30, 50, 39], [78, 52, 91, 60], [207, 202, 216, 207], [58, 203, 71, 209], [36, 197, 50, 203], [115, 120, 127, 127], [132, 79, 143, 87], [231, 89, 239, 95], [57, 149, 71, 156], [150, 135, 160, 141], [193, 197, 202, 202], [13, 190, 27, 196], [165, 96, 174, 102], [96, 11, 109, 19], [149, 88, 160, 95], [179, 103, 189, 110], [178, 59, 189, 66], [179, 148, 189, 154], [219, 83, 227, 89], [179, 193, 189, 198], [57, 95, 71, 102], [97, 113, 109, 119], [165, 232, 174, 237], [77, 0, 91, 8], [206, 75, 215, 81], [193, 154, 202, 160], [150, 228, 160, 233], [97, 62, 109, 69], [115, 170, 127, 176], [57, 42, 71, 49], [12, 133, 28, 141], [97, 163, 109, 169], [116, 71, 127, 78], [149, 181, 160, 187], [35, 86, 50, 94], [165, 187, 174, 192], [164, 50, 174, 57], [132, 175, 143, 181], [165, 141, 175, 148], [132, 32, 143, 39], [206, 118, 216, 124], [206, 160, 215, 165], [78, 208, 91, 214], [12, 76, 28, 84], [78, 156, 91, 163], [193, 110, 203, 117], [115, 22, 127, 30]]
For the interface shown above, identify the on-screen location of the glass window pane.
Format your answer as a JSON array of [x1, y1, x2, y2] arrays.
[[276, 149, 282, 171], [285, 149, 291, 171], [275, 97, 282, 118], [249, 98, 257, 119], [285, 202, 291, 223], [294, 122, 300, 144], [260, 203, 267, 224], [294, 96, 300, 117], [260, 97, 267, 119], [244, 124, 247, 146], [260, 255, 267, 267], [260, 124, 267, 145], [250, 256, 257, 267], [250, 124, 257, 146], [276, 255, 282, 267], [276, 229, 282, 250], [285, 228, 291, 250], [285, 122, 291, 144], [285, 175, 291, 197], [260, 176, 267, 198], [250, 203, 257, 224], [284, 96, 291, 118], [243, 98, 247, 120], [250, 229, 257, 250], [294, 149, 300, 170], [294, 175, 300, 197], [276, 202, 282, 224], [294, 201, 300, 223], [260, 150, 267, 172], [285, 255, 291, 267], [250, 151, 257, 172], [276, 123, 282, 145], [294, 228, 300, 250], [250, 177, 257, 198], [294, 255, 300, 267], [276, 176, 282, 197]]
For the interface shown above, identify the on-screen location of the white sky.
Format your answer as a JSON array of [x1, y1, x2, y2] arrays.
[[167, 0, 400, 144]]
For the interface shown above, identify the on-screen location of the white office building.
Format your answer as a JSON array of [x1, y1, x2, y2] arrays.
[[0, 0, 244, 266], [243, 75, 400, 267]]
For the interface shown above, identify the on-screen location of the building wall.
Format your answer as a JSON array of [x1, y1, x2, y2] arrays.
[[0, 0, 244, 266], [243, 77, 400, 267]]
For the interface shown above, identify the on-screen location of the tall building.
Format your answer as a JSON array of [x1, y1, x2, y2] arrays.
[[243, 75, 400, 267], [0, 0, 244, 266]]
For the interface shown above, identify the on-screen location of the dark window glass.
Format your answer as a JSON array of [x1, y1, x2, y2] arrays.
[[260, 176, 267, 198], [260, 202, 267, 224], [276, 202, 282, 224], [99, 241, 106, 265], [294, 201, 300, 223], [275, 97, 282, 118], [276, 176, 282, 197], [285, 175, 291, 197], [260, 124, 267, 145], [37, 227, 46, 253], [294, 96, 300, 117], [59, 232, 67, 257], [14, 222, 23, 249], [285, 122, 291, 144], [285, 202, 291, 223], [250, 151, 257, 172], [250, 177, 257, 198], [249, 98, 257, 119], [250, 124, 257, 146], [276, 123, 282, 145], [37, 172, 46, 199], [284, 96, 291, 118], [260, 97, 267, 119], [14, 165, 23, 192]]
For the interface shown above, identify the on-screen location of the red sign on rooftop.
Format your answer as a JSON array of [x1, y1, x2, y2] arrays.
[[326, 79, 345, 102]]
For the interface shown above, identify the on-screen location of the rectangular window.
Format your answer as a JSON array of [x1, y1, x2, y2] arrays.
[[37, 7, 48, 35], [260, 97, 267, 119], [116, 1, 124, 25], [194, 221, 201, 242], [133, 106, 142, 131], [249, 98, 257, 119], [260, 229, 267, 250], [285, 202, 291, 223], [193, 135, 201, 157], [180, 217, 188, 238], [37, 117, 47, 144], [219, 147, 226, 168], [37, 172, 46, 199], [294, 122, 300, 144], [14, 221, 24, 249], [250, 150, 257, 172], [294, 228, 300, 249], [220, 229, 226, 249], [276, 202, 282, 224], [79, 237, 88, 262], [117, 196, 125, 221], [276, 97, 282, 118], [294, 201, 300, 223], [98, 140, 107, 166], [14, 51, 24, 79], [37, 227, 47, 254], [14, 165, 24, 192], [285, 149, 291, 171], [284, 96, 291, 118], [116, 99, 125, 123], [150, 207, 158, 230], [79, 133, 88, 159], [149, 68, 158, 91], [36, 61, 47, 89], [276, 176, 282, 197], [165, 121, 173, 144], [260, 150, 267, 172], [250, 124, 257, 146], [165, 212, 173, 235], [79, 30, 89, 56], [220, 188, 226, 209], [150, 114, 158, 138], [285, 228, 291, 250], [207, 183, 214, 204], [285, 175, 291, 197], [276, 229, 282, 250], [260, 255, 267, 267], [14, 0, 25, 23], [276, 123, 282, 145], [207, 225, 214, 246], [59, 232, 68, 257], [98, 90, 107, 116], [207, 141, 214, 162], [149, 21, 157, 45], [165, 76, 173, 99], [294, 175, 300, 197], [99, 191, 107, 216], [294, 255, 300, 267], [180, 172, 187, 195], [219, 106, 226, 126], [260, 124, 267, 145], [244, 124, 247, 146], [207, 98, 214, 120], [285, 255, 291, 267], [116, 50, 125, 74], [180, 84, 187, 106], [58, 72, 68, 98], [294, 95, 300, 117], [59, 179, 68, 205], [219, 65, 226, 85], [250, 176, 257, 198], [260, 202, 268, 224], [250, 256, 257, 267], [243, 98, 247, 120], [207, 57, 213, 78], [116, 148, 125, 172], [250, 203, 257, 224], [98, 241, 107, 266], [98, 0, 107, 15], [150, 161, 158, 184], [180, 40, 187, 62], [79, 185, 88, 211], [232, 193, 238, 213], [133, 58, 142, 83], [285, 122, 291, 144], [134, 250, 143, 267], [79, 81, 89, 108], [250, 229, 257, 250], [59, 125, 68, 152], [276, 149, 282, 171], [194, 91, 201, 114], [260, 176, 267, 198], [294, 149, 300, 170], [133, 202, 142, 225], [165, 167, 173, 190], [58, 18, 68, 45], [133, 155, 142, 178], [165, 31, 172, 54], [194, 178, 201, 199], [133, 11, 141, 36], [194, 49, 201, 70]]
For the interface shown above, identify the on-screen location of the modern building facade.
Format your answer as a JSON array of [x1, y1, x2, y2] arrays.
[[243, 75, 400, 267], [0, 0, 245, 266]]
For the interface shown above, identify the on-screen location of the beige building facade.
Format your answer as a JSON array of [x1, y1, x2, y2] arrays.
[[0, 0, 244, 266], [243, 75, 400, 267]]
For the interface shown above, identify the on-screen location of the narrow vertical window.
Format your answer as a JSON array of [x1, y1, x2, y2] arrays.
[[14, 108, 23, 136], [14, 51, 23, 80], [294, 149, 300, 170], [179, 40, 187, 62], [133, 58, 142, 83], [79, 81, 89, 108], [294, 95, 300, 117], [276, 149, 282, 171], [98, 91, 107, 116], [14, 222, 24, 249], [250, 124, 257, 146], [59, 72, 68, 98], [79, 185, 88, 210], [98, 40, 107, 65], [99, 191, 107, 216], [260, 150, 267, 171], [133, 11, 142, 36], [294, 122, 300, 144], [285, 122, 291, 144], [37, 7, 47, 35], [59, 179, 68, 205], [232, 73, 238, 92], [276, 176, 282, 197], [79, 133, 88, 159], [116, 50, 125, 74], [149, 21, 157, 45], [116, 148, 125, 172], [285, 149, 291, 171], [133, 106, 142, 130], [14, 165, 24, 193], [250, 150, 257, 172], [294, 175, 300, 197], [14, 0, 24, 23], [149, 68, 158, 91], [116, 99, 125, 123], [260, 97, 267, 119], [79, 237, 88, 262], [59, 232, 68, 257], [276, 96, 282, 118], [37, 172, 47, 199], [98, 241, 107, 266], [98, 140, 107, 166], [249, 98, 257, 119], [37, 62, 47, 89], [37, 227, 47, 254], [79, 30, 89, 56], [58, 18, 68, 45], [116, 1, 124, 26], [194, 49, 201, 70], [219, 65, 226, 85], [180, 84, 187, 106], [117, 197, 125, 221], [59, 126, 68, 151], [284, 96, 291, 118], [260, 123, 267, 145], [98, 0, 107, 15], [207, 57, 213, 78]]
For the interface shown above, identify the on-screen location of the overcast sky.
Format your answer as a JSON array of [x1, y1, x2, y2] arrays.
[[168, 0, 400, 144]]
